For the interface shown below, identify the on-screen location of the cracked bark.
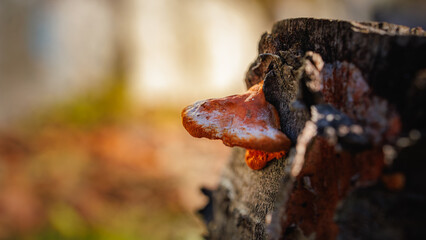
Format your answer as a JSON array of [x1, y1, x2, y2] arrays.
[[201, 18, 426, 240]]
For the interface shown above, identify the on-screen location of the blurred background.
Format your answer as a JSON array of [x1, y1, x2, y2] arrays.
[[0, 0, 424, 239]]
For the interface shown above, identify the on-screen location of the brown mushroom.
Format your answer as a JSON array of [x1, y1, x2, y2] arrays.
[[181, 81, 291, 169]]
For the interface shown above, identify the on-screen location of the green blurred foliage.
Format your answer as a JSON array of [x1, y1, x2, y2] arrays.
[[37, 77, 130, 129]]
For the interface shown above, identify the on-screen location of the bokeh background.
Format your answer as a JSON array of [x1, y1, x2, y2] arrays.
[[0, 0, 424, 239]]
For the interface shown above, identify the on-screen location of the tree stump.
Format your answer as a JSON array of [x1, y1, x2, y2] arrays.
[[201, 18, 426, 240]]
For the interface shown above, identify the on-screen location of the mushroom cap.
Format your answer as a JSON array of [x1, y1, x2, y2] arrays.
[[181, 81, 291, 152]]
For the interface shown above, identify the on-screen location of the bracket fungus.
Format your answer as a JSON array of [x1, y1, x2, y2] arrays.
[[181, 81, 291, 170]]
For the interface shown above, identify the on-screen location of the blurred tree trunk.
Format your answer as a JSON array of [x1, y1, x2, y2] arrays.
[[201, 18, 426, 240]]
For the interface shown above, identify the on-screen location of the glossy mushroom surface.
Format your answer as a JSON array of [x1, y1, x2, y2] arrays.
[[182, 81, 291, 153]]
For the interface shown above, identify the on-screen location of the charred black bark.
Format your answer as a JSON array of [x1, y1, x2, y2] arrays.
[[202, 18, 426, 240]]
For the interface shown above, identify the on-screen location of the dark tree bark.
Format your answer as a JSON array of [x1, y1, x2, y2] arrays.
[[201, 18, 426, 240]]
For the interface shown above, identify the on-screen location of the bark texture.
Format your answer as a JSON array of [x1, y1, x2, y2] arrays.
[[202, 18, 426, 240]]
